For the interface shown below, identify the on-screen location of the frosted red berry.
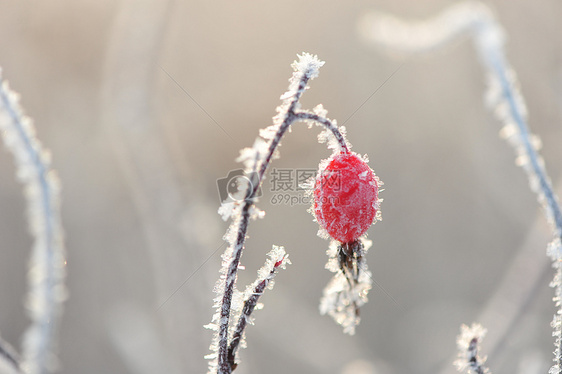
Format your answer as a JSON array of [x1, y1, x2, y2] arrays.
[[314, 152, 379, 243]]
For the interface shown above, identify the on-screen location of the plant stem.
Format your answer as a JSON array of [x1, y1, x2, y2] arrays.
[[0, 74, 66, 374], [215, 56, 348, 374], [227, 255, 285, 369]]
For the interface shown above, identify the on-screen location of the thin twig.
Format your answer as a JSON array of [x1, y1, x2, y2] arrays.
[[227, 253, 287, 369]]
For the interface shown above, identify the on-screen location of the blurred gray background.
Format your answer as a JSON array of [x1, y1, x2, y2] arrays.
[[0, 1, 561, 373]]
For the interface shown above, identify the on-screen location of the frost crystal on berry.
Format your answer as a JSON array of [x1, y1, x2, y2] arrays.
[[314, 151, 381, 243]]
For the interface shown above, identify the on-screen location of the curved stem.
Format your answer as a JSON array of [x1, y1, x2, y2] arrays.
[[294, 112, 349, 154], [0, 74, 65, 374]]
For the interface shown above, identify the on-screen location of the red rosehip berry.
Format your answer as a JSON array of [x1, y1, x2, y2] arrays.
[[314, 152, 379, 243]]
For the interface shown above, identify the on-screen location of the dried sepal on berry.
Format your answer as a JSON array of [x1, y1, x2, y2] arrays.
[[319, 239, 373, 335]]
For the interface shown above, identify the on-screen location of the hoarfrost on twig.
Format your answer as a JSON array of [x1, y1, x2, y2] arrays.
[[0, 69, 66, 374], [226, 246, 289, 370]]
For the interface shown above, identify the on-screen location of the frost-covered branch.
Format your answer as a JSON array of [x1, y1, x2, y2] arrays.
[[0, 70, 66, 374], [455, 324, 490, 374], [226, 247, 289, 371], [207, 53, 353, 374], [360, 3, 562, 372], [359, 2, 499, 57]]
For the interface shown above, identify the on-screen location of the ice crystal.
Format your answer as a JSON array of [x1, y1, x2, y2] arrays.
[[312, 104, 328, 121], [273, 53, 324, 133], [291, 52, 324, 80], [218, 201, 241, 222], [317, 122, 350, 153], [236, 137, 269, 172], [248, 206, 265, 220]]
